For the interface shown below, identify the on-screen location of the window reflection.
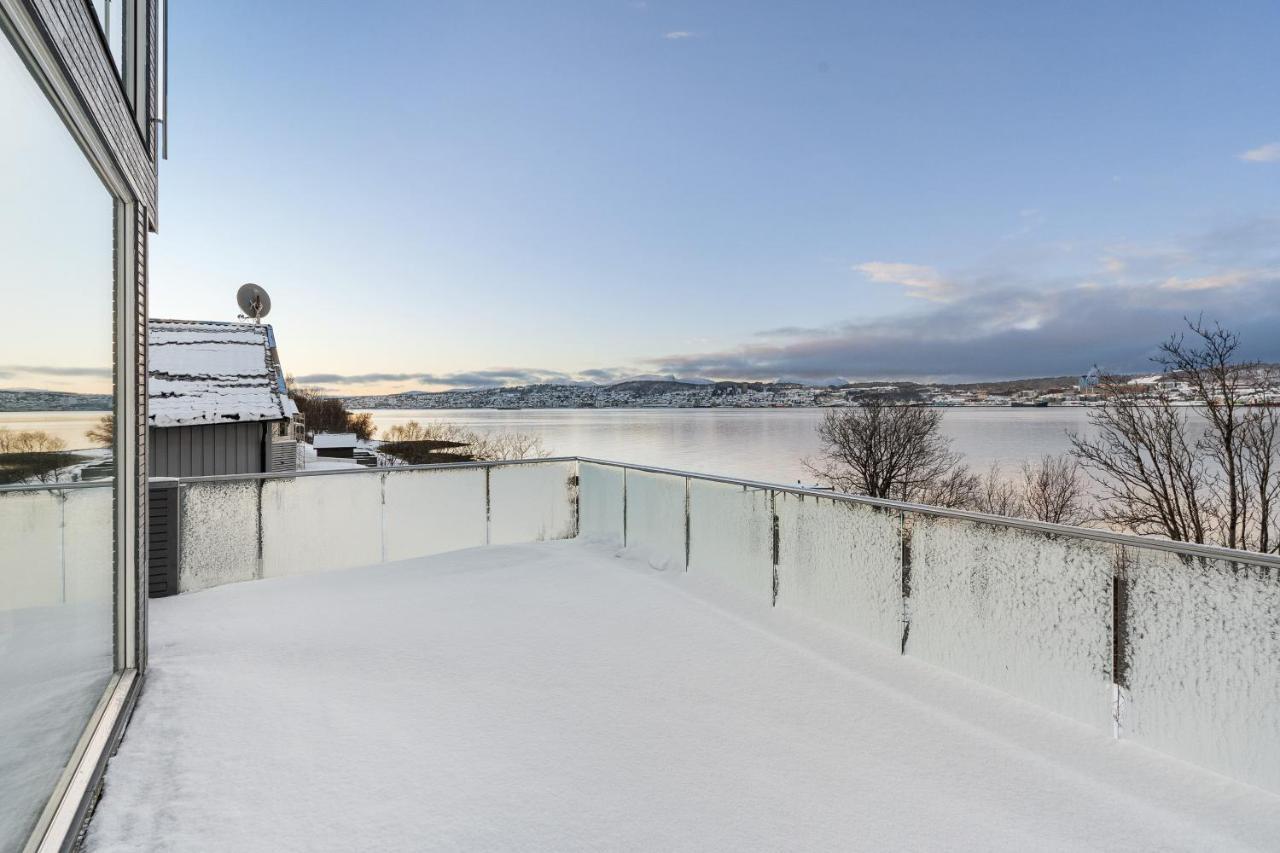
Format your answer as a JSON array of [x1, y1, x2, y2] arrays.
[[0, 29, 116, 848], [89, 0, 126, 75]]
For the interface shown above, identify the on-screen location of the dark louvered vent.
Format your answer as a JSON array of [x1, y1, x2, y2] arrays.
[[148, 480, 181, 597]]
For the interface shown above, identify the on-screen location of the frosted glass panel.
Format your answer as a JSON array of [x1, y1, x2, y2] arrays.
[[383, 467, 487, 561], [1123, 550, 1280, 792], [686, 480, 773, 602], [621, 471, 686, 571], [775, 494, 903, 649], [577, 462, 624, 545], [488, 461, 577, 545], [906, 515, 1114, 730], [261, 474, 383, 578], [180, 481, 261, 592]]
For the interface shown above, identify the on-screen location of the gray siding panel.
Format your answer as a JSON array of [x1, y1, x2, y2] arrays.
[[148, 422, 270, 478]]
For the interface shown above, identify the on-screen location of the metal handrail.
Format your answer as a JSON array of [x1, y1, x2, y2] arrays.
[[0, 479, 112, 495], [163, 455, 580, 484], [126, 454, 1280, 570], [575, 457, 1280, 569]]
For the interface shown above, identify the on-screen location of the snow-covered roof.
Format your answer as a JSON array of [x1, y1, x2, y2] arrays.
[[148, 319, 298, 428], [312, 432, 357, 448]]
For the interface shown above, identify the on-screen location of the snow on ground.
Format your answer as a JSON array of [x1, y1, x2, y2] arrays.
[[87, 541, 1280, 852]]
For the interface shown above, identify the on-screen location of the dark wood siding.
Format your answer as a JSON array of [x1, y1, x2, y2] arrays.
[[147, 481, 179, 598], [148, 422, 269, 477]]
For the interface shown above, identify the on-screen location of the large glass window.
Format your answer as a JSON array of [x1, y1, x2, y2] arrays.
[[0, 29, 117, 851]]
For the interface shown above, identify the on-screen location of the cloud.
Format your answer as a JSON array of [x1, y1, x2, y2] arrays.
[[662, 31, 694, 39], [1239, 142, 1280, 163], [646, 221, 1280, 383], [294, 366, 642, 390], [0, 365, 113, 378], [855, 261, 955, 301], [295, 369, 566, 389], [753, 325, 831, 339], [649, 281, 1280, 383], [1160, 269, 1264, 292]]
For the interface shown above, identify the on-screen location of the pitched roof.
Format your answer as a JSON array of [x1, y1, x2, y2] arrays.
[[148, 319, 298, 428]]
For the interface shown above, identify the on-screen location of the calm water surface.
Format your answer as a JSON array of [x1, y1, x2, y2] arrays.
[[358, 408, 1099, 485], [3, 407, 1102, 485], [0, 411, 105, 451]]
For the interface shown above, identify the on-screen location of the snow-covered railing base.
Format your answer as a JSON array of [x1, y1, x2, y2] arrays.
[[157, 457, 1280, 796]]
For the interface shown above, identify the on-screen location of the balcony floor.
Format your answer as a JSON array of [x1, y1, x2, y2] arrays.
[[87, 541, 1280, 852]]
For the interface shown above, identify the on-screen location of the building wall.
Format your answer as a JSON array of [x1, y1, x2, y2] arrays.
[[150, 422, 269, 478]]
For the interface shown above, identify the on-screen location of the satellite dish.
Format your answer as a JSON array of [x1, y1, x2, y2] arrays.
[[236, 283, 272, 323]]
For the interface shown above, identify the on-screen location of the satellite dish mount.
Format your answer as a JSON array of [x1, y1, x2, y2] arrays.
[[236, 282, 272, 323]]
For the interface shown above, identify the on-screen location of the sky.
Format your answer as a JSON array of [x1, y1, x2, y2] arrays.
[[2, 26, 113, 395], [136, 0, 1280, 393]]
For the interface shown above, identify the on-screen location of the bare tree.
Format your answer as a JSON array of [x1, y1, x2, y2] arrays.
[[86, 413, 114, 447], [805, 398, 975, 506], [1155, 318, 1251, 549], [1020, 454, 1088, 525], [1070, 379, 1211, 542], [0, 428, 78, 484], [1238, 402, 1280, 552], [0, 428, 68, 455], [380, 420, 549, 463], [287, 378, 376, 441], [971, 463, 1025, 518]]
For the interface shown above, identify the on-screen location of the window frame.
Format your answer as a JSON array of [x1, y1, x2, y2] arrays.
[[83, 0, 154, 144]]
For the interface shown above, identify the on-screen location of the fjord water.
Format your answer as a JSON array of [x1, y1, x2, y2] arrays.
[[360, 407, 1099, 485], [2, 407, 1101, 485]]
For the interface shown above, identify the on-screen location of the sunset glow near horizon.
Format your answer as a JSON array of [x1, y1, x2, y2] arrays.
[[20, 0, 1278, 398]]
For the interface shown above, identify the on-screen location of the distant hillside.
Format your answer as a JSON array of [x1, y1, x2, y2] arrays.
[[608, 379, 802, 395], [938, 375, 1087, 394], [600, 379, 695, 394], [0, 389, 112, 412]]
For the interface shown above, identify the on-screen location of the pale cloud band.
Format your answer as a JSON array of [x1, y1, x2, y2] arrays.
[[855, 261, 955, 301], [656, 218, 1280, 382], [1239, 142, 1280, 162]]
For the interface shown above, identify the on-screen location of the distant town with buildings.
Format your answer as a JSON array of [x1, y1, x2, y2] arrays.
[[8, 366, 1280, 415], [337, 367, 1274, 410]]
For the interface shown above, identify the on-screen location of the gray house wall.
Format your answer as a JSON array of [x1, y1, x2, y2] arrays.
[[149, 422, 270, 478]]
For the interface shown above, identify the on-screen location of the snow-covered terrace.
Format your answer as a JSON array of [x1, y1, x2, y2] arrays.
[[78, 459, 1280, 849]]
